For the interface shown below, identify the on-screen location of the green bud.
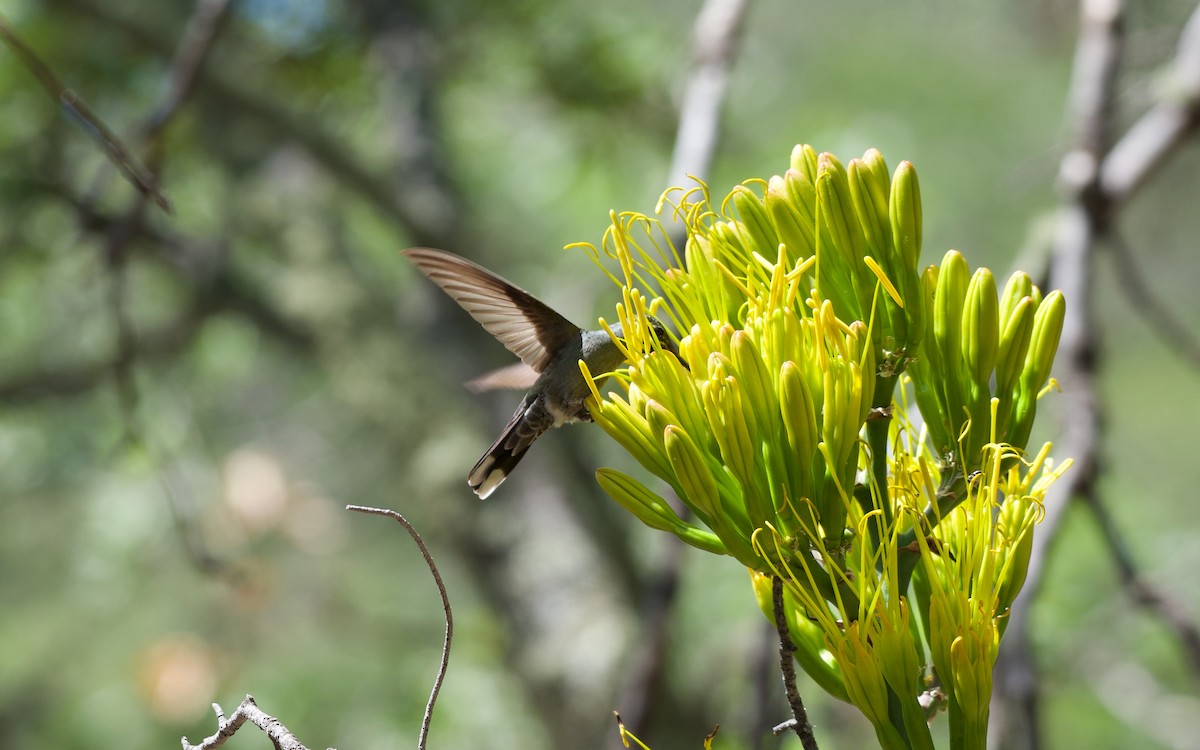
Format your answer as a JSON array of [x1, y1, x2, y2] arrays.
[[848, 158, 891, 258], [765, 173, 815, 262], [664, 424, 721, 521], [999, 271, 1033, 328], [731, 331, 776, 437], [861, 148, 892, 205], [645, 399, 680, 449], [1021, 290, 1066, 393], [962, 268, 999, 389], [889, 161, 923, 272], [783, 168, 819, 222], [712, 219, 750, 268], [949, 629, 994, 739], [592, 397, 674, 483], [934, 251, 970, 439], [994, 296, 1034, 396], [779, 361, 819, 499], [700, 370, 744, 473], [995, 511, 1035, 622], [595, 468, 726, 555], [908, 264, 953, 454], [791, 143, 819, 182], [816, 152, 867, 271], [890, 162, 925, 351], [730, 184, 778, 259]]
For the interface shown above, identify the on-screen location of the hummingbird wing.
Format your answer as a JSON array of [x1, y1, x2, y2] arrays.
[[465, 361, 541, 393], [402, 248, 581, 373]]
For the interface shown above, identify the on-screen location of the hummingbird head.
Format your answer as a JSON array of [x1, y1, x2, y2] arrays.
[[609, 316, 688, 370], [646, 316, 682, 360]]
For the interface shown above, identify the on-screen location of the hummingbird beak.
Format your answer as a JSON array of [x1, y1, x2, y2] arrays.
[[646, 316, 689, 371]]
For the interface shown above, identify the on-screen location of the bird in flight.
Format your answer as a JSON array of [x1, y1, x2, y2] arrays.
[[402, 248, 680, 498]]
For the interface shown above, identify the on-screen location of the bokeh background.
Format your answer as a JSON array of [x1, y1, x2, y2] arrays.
[[2, 0, 1199, 748]]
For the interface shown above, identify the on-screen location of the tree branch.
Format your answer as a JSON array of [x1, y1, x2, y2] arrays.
[[0, 12, 172, 212], [665, 0, 753, 191], [57, 0, 456, 246], [1104, 229, 1200, 370], [142, 0, 233, 147], [1099, 3, 1200, 203], [1081, 493, 1200, 682], [181, 695, 316, 750], [991, 1, 1124, 748]]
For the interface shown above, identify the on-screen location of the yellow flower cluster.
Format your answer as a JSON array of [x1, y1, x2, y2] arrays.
[[575, 145, 1069, 749]]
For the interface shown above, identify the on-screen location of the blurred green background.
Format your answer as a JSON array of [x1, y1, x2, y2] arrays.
[[1, 0, 1198, 748]]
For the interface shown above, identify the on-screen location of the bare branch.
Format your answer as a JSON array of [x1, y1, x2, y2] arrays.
[[89, 0, 232, 437], [992, 1, 1124, 748], [0, 13, 172, 212], [143, 0, 233, 146], [346, 505, 453, 750], [1081, 494, 1200, 682], [58, 0, 459, 247], [770, 576, 818, 750], [0, 255, 314, 404], [665, 0, 752, 191], [1100, 3, 1200, 202], [1104, 229, 1200, 370], [0, 298, 208, 403], [181, 695, 318, 750], [609, 528, 685, 737]]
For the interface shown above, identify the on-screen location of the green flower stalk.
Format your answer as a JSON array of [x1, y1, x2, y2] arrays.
[[574, 145, 1071, 749]]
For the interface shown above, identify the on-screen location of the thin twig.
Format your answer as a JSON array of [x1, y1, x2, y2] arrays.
[[181, 695, 316, 750], [0, 12, 172, 212], [59, 0, 456, 246], [1104, 229, 1200, 370], [142, 0, 233, 146], [771, 576, 818, 750], [93, 0, 232, 445], [1081, 493, 1200, 682], [347, 505, 453, 750]]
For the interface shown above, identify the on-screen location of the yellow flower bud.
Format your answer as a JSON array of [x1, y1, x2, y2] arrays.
[[995, 295, 1035, 396], [790, 143, 819, 181], [962, 267, 999, 390], [1021, 290, 1066, 393], [595, 468, 726, 555], [765, 173, 815, 262], [889, 161, 923, 272], [730, 184, 778, 260]]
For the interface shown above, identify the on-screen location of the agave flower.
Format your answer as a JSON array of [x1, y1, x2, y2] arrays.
[[575, 145, 1071, 749]]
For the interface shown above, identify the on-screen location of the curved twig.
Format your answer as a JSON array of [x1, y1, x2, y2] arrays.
[[347, 505, 453, 750]]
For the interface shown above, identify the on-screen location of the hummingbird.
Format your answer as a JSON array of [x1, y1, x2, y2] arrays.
[[402, 247, 681, 499]]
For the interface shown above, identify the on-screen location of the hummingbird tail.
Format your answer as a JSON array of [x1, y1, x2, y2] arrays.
[[468, 394, 555, 499], [468, 443, 530, 499]]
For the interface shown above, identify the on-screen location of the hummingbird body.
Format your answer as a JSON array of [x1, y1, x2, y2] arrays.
[[402, 248, 678, 498]]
